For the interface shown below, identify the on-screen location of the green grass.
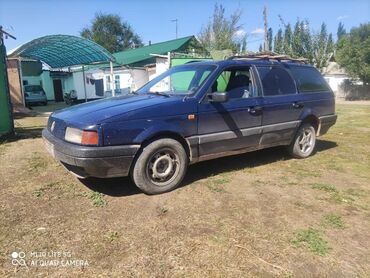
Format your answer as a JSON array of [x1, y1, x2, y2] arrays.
[[106, 231, 119, 242], [32, 189, 44, 198], [292, 227, 330, 256], [157, 206, 169, 216], [312, 183, 338, 193], [322, 214, 345, 229], [27, 153, 47, 171], [88, 192, 107, 207]]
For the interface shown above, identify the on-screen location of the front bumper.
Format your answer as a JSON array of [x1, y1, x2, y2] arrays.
[[42, 128, 140, 178]]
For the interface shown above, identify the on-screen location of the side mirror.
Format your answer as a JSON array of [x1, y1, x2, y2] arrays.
[[209, 91, 228, 103]]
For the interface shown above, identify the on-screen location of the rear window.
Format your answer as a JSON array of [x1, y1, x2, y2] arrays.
[[289, 66, 330, 92], [257, 66, 296, 96]]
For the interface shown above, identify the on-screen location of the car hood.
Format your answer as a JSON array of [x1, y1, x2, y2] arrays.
[[51, 94, 189, 125]]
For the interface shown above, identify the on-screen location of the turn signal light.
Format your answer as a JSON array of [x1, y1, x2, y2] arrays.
[[81, 130, 99, 145]]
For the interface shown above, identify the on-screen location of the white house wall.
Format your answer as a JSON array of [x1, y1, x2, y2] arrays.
[[73, 71, 99, 100], [131, 69, 148, 90], [103, 68, 148, 93]]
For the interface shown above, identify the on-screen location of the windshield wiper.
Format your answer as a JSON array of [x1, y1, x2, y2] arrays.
[[150, 91, 170, 97]]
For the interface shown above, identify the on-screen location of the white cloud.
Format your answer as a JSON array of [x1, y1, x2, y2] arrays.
[[337, 15, 349, 21], [250, 28, 264, 36], [234, 29, 247, 39]]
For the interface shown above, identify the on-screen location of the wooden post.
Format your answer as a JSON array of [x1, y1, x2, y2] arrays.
[[110, 61, 114, 97]]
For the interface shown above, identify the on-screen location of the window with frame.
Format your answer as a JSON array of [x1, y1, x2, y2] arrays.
[[106, 76, 111, 91], [289, 66, 330, 92], [257, 66, 296, 96], [210, 67, 258, 100], [114, 75, 121, 94]]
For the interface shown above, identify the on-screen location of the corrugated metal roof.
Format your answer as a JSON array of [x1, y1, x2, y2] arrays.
[[8, 35, 115, 68], [113, 36, 194, 66]]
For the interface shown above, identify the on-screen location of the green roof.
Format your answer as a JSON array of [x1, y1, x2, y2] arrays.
[[113, 36, 194, 66], [9, 35, 115, 68]]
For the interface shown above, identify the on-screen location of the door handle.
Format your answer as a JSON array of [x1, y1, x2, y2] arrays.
[[248, 106, 263, 115], [292, 102, 304, 109]]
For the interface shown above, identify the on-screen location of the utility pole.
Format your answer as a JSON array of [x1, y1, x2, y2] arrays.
[[263, 6, 269, 52], [171, 19, 178, 39]]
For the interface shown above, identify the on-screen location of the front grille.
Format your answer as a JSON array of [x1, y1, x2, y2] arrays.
[[48, 116, 67, 140]]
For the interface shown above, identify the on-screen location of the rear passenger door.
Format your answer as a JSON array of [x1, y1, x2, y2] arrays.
[[256, 65, 303, 146]]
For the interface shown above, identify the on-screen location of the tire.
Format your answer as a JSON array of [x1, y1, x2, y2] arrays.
[[131, 138, 188, 195], [43, 101, 47, 106], [288, 123, 316, 159]]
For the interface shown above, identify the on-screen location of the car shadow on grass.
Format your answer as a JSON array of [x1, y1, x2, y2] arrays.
[[184, 139, 337, 185], [78, 139, 337, 197]]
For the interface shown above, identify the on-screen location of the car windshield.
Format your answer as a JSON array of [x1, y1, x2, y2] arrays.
[[25, 85, 43, 92], [137, 64, 216, 96]]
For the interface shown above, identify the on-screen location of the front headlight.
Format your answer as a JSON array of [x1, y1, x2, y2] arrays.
[[65, 127, 99, 145]]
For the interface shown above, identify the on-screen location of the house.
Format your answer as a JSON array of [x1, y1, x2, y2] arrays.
[[322, 61, 350, 97], [97, 35, 208, 96], [7, 35, 208, 105]]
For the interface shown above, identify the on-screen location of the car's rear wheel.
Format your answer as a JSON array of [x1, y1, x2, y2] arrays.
[[288, 123, 316, 158], [131, 138, 188, 194]]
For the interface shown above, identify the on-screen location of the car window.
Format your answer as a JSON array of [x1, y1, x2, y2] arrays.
[[257, 66, 296, 96], [25, 85, 43, 92], [137, 65, 216, 95], [289, 66, 330, 92], [210, 67, 258, 100]]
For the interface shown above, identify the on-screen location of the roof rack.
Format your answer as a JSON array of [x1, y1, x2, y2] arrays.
[[228, 51, 308, 64]]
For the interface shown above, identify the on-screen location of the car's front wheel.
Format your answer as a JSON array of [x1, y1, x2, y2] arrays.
[[288, 123, 316, 158], [131, 138, 188, 194]]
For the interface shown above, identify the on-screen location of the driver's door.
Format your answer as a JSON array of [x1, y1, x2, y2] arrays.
[[197, 66, 263, 156]]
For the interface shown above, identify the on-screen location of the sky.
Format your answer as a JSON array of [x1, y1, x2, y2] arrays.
[[0, 0, 369, 53]]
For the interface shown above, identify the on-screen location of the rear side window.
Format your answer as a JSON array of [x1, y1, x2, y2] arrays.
[[257, 66, 296, 96], [289, 66, 330, 92]]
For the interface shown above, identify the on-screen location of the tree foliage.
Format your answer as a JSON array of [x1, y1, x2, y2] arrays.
[[267, 28, 273, 51], [81, 13, 143, 53], [273, 19, 334, 70], [198, 4, 246, 53], [336, 23, 370, 84], [337, 22, 346, 41]]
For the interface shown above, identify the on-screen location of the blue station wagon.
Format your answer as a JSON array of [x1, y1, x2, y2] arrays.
[[42, 55, 337, 194]]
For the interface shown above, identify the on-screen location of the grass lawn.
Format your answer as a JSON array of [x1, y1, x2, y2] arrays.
[[1, 103, 369, 277]]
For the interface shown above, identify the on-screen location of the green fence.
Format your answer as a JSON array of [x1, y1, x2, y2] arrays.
[[0, 36, 13, 137]]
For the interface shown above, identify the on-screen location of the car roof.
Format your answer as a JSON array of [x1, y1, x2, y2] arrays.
[[182, 59, 315, 69]]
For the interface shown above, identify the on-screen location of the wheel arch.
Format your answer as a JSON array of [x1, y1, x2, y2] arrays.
[[301, 114, 320, 135], [129, 131, 192, 176]]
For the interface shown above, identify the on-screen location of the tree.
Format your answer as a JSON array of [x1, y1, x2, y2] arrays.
[[313, 23, 333, 69], [268, 28, 273, 51], [274, 28, 284, 53], [337, 22, 346, 41], [198, 4, 244, 53], [273, 19, 333, 69], [336, 23, 370, 84], [283, 24, 293, 55], [81, 13, 143, 53]]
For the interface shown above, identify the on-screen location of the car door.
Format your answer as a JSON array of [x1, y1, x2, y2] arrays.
[[197, 66, 263, 157], [256, 65, 303, 146]]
